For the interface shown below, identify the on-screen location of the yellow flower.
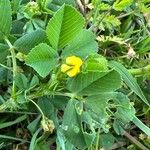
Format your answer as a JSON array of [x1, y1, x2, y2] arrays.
[[61, 56, 83, 77]]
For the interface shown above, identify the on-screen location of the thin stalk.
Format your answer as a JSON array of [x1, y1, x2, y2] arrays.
[[28, 90, 73, 100], [28, 98, 44, 119], [95, 128, 100, 150], [136, 107, 150, 117], [0, 111, 38, 115], [96, 8, 112, 35], [89, 1, 99, 31], [0, 63, 12, 71], [124, 131, 149, 150], [117, 11, 134, 19], [129, 64, 150, 76], [4, 37, 17, 99], [0, 134, 30, 143]]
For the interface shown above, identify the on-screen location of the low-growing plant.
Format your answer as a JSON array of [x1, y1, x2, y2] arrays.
[[0, 0, 150, 150]]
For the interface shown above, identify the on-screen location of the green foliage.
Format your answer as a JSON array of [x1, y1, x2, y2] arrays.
[[26, 43, 58, 77], [98, 2, 111, 11], [135, 36, 150, 53], [62, 99, 95, 149], [114, 92, 135, 124], [132, 116, 150, 136], [62, 29, 98, 58], [14, 29, 47, 54], [85, 54, 108, 72], [0, 0, 150, 149], [0, 44, 9, 64], [99, 14, 121, 31], [85, 92, 114, 119], [109, 61, 149, 106], [0, 115, 27, 129], [138, 0, 150, 12], [113, 0, 133, 11], [46, 4, 84, 49], [67, 70, 121, 96], [100, 133, 115, 150], [0, 0, 12, 38]]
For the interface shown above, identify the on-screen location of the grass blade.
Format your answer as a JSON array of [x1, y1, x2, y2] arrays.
[[0, 114, 27, 129], [109, 61, 149, 106], [132, 116, 150, 136]]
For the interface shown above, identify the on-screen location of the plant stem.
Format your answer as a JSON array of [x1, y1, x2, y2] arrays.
[[95, 128, 100, 150], [89, 1, 99, 31], [0, 63, 12, 71], [4, 37, 17, 100], [28, 98, 45, 119], [128, 64, 150, 76], [0, 134, 30, 143], [76, 0, 85, 16], [117, 11, 134, 19], [124, 131, 149, 150]]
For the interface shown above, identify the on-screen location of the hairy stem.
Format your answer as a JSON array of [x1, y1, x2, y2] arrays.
[[4, 37, 17, 100]]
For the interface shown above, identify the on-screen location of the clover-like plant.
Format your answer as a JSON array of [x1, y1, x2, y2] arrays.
[[0, 1, 150, 149]]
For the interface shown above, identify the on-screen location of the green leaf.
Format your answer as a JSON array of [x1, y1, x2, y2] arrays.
[[37, 97, 55, 119], [0, 0, 12, 38], [52, 0, 75, 6], [0, 44, 9, 64], [15, 73, 28, 90], [0, 134, 29, 143], [0, 67, 7, 84], [50, 96, 68, 110], [29, 75, 39, 90], [113, 119, 125, 135], [43, 0, 76, 12], [67, 70, 121, 96], [114, 92, 135, 124], [109, 61, 149, 106], [26, 43, 58, 78], [62, 99, 85, 148], [14, 29, 47, 54], [57, 130, 66, 150], [100, 133, 115, 150], [11, 20, 24, 35], [135, 36, 150, 53], [62, 100, 95, 149], [15, 73, 39, 91], [29, 128, 41, 150], [46, 4, 84, 49], [0, 115, 27, 129], [27, 116, 41, 135], [62, 30, 98, 58], [67, 71, 108, 94], [98, 2, 111, 11], [35, 141, 50, 150], [113, 93, 136, 135], [100, 14, 121, 31], [85, 92, 115, 119], [113, 0, 133, 11], [132, 116, 150, 136], [85, 54, 108, 72], [11, 0, 21, 14]]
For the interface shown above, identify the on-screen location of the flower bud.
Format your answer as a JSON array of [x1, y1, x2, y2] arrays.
[[41, 117, 55, 133]]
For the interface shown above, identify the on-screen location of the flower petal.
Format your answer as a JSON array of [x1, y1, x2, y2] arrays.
[[67, 67, 79, 77], [61, 64, 71, 73], [66, 56, 83, 67]]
